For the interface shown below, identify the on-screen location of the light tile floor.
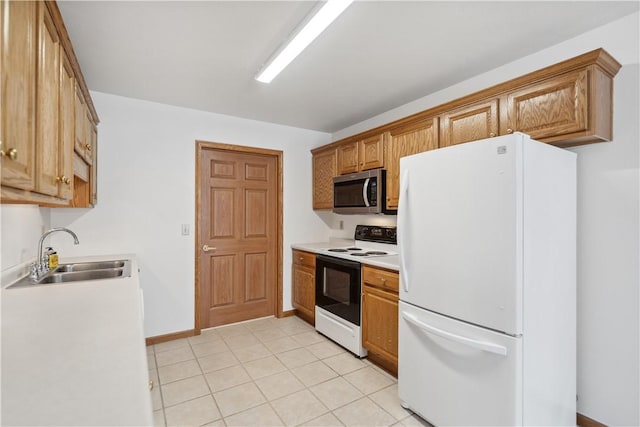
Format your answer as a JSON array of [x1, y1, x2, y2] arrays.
[[148, 315, 432, 427]]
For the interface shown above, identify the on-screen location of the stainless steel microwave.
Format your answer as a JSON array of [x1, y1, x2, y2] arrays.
[[333, 169, 388, 214]]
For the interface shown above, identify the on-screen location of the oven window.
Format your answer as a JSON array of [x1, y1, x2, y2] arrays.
[[323, 268, 351, 304]]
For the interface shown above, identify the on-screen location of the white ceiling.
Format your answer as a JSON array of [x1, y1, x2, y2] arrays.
[[58, 1, 639, 133]]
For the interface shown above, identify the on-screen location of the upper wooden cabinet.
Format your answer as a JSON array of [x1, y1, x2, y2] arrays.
[[311, 50, 620, 206], [337, 133, 385, 175], [440, 99, 499, 147], [1, 0, 99, 206], [0, 1, 37, 193], [384, 118, 439, 210], [312, 147, 336, 210]]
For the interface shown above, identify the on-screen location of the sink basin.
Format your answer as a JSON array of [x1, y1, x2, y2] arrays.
[[55, 260, 126, 272], [6, 259, 132, 289], [38, 268, 125, 284]]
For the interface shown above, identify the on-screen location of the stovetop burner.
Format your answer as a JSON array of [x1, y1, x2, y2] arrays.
[[327, 248, 349, 252], [349, 251, 389, 257]]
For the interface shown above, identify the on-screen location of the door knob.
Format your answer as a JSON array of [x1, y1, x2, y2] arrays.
[[202, 245, 216, 252]]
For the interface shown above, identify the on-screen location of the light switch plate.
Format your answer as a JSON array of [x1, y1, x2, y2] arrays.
[[181, 224, 190, 236]]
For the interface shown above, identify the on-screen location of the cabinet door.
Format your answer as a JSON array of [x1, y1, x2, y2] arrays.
[[74, 83, 86, 159], [292, 264, 315, 324], [385, 118, 438, 210], [440, 98, 499, 147], [312, 148, 336, 210], [0, 0, 37, 191], [58, 49, 75, 200], [89, 123, 97, 205], [362, 284, 398, 368], [35, 2, 61, 197], [359, 134, 384, 171], [336, 141, 359, 175], [505, 69, 588, 141]]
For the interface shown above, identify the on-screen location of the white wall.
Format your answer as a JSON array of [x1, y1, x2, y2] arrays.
[[0, 205, 50, 271], [47, 92, 332, 337], [330, 12, 640, 426]]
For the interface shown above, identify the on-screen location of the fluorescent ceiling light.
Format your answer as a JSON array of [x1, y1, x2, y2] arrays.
[[255, 0, 354, 83]]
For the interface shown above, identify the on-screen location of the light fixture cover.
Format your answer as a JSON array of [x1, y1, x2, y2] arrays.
[[256, 0, 354, 83]]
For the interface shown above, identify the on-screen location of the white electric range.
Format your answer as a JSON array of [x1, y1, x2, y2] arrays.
[[315, 225, 397, 357]]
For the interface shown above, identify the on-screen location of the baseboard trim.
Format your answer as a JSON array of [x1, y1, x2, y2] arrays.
[[146, 329, 196, 346], [577, 413, 607, 427], [280, 309, 296, 318]]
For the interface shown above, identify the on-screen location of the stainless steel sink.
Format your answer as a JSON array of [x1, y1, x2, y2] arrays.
[[54, 260, 126, 272], [7, 259, 132, 289], [38, 268, 125, 284]]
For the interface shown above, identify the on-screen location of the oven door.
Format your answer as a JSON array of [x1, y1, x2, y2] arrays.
[[315, 255, 362, 325]]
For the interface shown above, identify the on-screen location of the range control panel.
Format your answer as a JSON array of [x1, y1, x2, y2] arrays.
[[354, 225, 397, 244]]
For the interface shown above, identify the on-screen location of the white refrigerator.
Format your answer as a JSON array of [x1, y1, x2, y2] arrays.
[[397, 133, 576, 426]]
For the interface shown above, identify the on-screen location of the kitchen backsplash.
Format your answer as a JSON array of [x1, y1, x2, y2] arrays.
[[315, 211, 397, 239]]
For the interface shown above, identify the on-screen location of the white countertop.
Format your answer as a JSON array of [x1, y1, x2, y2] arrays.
[[292, 241, 400, 271], [1, 254, 153, 426]]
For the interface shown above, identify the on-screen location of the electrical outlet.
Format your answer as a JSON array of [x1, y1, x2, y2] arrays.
[[181, 224, 190, 236]]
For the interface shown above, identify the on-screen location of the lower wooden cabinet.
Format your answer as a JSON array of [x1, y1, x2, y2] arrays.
[[292, 250, 316, 325], [361, 265, 399, 376]]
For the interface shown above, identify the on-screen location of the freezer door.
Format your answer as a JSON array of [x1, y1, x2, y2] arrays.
[[398, 302, 522, 426], [398, 134, 523, 335]]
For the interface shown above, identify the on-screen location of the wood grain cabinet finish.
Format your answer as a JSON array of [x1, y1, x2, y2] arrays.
[[292, 250, 316, 325], [384, 118, 439, 210], [362, 265, 399, 376], [312, 147, 336, 210], [36, 2, 61, 197], [1, 0, 99, 206], [337, 134, 385, 175], [0, 0, 37, 192], [312, 49, 620, 197], [440, 99, 499, 147]]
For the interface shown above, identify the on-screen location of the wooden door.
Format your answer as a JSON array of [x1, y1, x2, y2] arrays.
[[312, 147, 336, 210], [0, 0, 37, 191], [336, 141, 359, 175], [385, 118, 439, 210], [35, 2, 61, 197], [505, 70, 588, 141], [199, 148, 277, 328], [359, 134, 385, 171], [440, 98, 499, 147]]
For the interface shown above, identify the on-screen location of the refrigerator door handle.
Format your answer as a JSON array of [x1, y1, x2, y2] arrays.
[[398, 170, 410, 292], [362, 178, 371, 207], [401, 311, 508, 356]]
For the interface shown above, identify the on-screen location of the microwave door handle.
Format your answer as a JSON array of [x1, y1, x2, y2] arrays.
[[362, 178, 371, 207]]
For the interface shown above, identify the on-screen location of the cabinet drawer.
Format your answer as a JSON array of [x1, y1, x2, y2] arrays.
[[362, 265, 399, 292], [293, 250, 316, 268]]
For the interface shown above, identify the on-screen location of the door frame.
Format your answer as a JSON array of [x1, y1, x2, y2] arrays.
[[194, 140, 284, 333]]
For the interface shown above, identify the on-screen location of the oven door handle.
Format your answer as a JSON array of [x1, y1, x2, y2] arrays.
[[362, 178, 371, 207]]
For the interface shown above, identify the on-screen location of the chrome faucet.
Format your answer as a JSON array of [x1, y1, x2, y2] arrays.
[[30, 228, 80, 280]]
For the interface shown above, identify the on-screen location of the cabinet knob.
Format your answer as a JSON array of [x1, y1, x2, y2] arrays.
[[380, 277, 386, 283], [57, 175, 71, 185], [299, 257, 304, 262], [1, 147, 18, 160], [149, 380, 154, 390], [202, 245, 216, 252], [506, 128, 514, 134], [489, 132, 496, 137], [85, 143, 92, 151]]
